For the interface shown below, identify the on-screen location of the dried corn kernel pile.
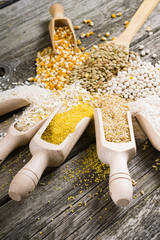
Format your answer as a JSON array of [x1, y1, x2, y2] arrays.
[[30, 27, 89, 90]]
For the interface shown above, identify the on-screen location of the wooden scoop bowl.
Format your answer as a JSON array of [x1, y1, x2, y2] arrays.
[[49, 3, 77, 54], [0, 114, 47, 165], [94, 109, 136, 207], [0, 98, 30, 116], [8, 107, 91, 201], [136, 113, 160, 151], [112, 0, 159, 53]]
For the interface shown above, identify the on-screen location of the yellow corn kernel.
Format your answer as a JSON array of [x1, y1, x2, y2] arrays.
[[90, 31, 94, 35], [85, 32, 90, 37], [77, 39, 82, 45], [83, 19, 87, 24], [87, 19, 92, 23], [80, 33, 85, 38], [81, 47, 86, 52], [105, 32, 110, 37], [74, 25, 80, 30], [40, 62, 45, 66], [101, 36, 107, 41], [89, 21, 94, 26], [93, 45, 98, 49], [117, 12, 122, 16], [111, 14, 116, 18]]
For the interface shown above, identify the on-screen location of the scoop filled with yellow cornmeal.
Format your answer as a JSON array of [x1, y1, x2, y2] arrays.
[[9, 103, 93, 201]]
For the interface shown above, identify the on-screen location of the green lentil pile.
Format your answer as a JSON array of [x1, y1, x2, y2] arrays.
[[69, 42, 129, 93]]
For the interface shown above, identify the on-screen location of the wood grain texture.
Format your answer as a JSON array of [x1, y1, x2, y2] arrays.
[[0, 0, 160, 239], [0, 0, 19, 9]]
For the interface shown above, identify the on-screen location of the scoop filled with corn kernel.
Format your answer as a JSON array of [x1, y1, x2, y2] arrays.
[[30, 26, 89, 91], [49, 3, 77, 54]]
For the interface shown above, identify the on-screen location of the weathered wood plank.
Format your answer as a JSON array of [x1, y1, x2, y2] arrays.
[[0, 143, 159, 239], [0, 122, 95, 203], [96, 187, 160, 240], [0, 0, 160, 239], [0, 0, 19, 9], [0, 0, 160, 62]]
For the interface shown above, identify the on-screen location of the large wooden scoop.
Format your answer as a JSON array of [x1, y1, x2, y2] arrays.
[[136, 113, 160, 151], [94, 109, 136, 207], [49, 3, 77, 54], [113, 0, 159, 52], [0, 98, 30, 116], [8, 107, 91, 201], [0, 114, 47, 165]]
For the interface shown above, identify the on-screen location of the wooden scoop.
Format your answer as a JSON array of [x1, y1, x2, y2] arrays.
[[94, 109, 136, 207], [8, 107, 91, 201], [136, 113, 160, 151], [0, 112, 47, 165], [49, 3, 77, 54], [113, 0, 159, 52], [0, 98, 30, 116]]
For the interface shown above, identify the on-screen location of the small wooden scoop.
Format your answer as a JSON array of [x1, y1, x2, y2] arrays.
[[94, 109, 136, 207], [8, 107, 91, 201], [0, 113, 47, 165], [49, 3, 77, 54], [136, 113, 160, 151], [0, 98, 30, 116], [113, 0, 159, 53]]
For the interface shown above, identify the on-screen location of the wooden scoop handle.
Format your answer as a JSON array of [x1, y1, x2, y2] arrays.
[[49, 3, 64, 18], [8, 152, 49, 201], [109, 157, 133, 207], [117, 0, 159, 46], [0, 133, 25, 164]]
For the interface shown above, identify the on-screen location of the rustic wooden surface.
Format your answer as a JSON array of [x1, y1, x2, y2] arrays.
[[0, 0, 160, 239]]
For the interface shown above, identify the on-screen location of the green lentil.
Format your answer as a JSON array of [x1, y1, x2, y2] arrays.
[[69, 42, 129, 94]]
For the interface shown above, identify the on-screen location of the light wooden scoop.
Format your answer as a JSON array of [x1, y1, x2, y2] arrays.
[[136, 113, 160, 151], [49, 3, 77, 54], [94, 109, 136, 207], [0, 114, 47, 165], [113, 0, 159, 53], [8, 107, 91, 201], [0, 98, 30, 116]]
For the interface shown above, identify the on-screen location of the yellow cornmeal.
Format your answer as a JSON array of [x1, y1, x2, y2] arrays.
[[41, 103, 94, 145]]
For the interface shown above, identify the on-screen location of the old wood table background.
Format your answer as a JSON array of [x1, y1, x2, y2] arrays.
[[0, 0, 160, 239]]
